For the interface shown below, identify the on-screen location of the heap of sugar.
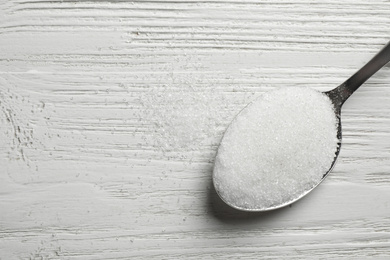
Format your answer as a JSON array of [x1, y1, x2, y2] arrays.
[[213, 87, 339, 210]]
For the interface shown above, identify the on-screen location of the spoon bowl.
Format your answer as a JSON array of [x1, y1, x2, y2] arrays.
[[213, 41, 390, 212]]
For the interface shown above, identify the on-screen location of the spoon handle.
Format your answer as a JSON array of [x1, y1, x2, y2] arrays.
[[326, 41, 390, 110]]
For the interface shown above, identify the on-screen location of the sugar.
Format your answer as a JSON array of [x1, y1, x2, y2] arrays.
[[140, 81, 250, 155], [213, 87, 339, 210]]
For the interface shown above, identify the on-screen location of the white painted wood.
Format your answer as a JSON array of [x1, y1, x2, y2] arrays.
[[1, 0, 390, 259]]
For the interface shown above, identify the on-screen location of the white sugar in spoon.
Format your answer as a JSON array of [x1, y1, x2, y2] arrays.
[[213, 41, 390, 212]]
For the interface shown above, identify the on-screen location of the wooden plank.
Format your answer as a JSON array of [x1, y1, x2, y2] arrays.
[[1, 0, 390, 258]]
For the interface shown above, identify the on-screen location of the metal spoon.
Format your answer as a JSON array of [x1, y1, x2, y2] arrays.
[[213, 41, 390, 212]]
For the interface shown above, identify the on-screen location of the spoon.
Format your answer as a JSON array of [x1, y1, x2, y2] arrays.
[[213, 41, 390, 212]]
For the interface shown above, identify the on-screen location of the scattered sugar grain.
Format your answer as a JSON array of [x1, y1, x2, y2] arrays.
[[213, 87, 339, 210], [140, 81, 253, 155]]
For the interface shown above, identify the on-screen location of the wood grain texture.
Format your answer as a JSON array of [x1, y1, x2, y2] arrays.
[[1, 0, 390, 259]]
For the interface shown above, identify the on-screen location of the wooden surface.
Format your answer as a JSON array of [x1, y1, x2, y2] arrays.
[[1, 0, 390, 259]]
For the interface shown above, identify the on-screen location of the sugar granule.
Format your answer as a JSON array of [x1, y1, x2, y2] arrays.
[[140, 81, 254, 155], [213, 87, 339, 210]]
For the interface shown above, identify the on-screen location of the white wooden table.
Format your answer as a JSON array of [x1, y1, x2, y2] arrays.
[[1, 1, 390, 259]]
